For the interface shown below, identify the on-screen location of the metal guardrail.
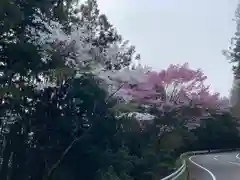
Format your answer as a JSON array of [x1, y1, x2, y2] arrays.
[[160, 158, 186, 180], [160, 148, 240, 180]]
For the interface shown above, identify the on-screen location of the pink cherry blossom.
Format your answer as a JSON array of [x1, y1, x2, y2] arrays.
[[123, 63, 229, 112]]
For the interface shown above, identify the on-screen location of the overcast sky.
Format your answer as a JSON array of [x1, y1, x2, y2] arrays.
[[97, 0, 238, 96]]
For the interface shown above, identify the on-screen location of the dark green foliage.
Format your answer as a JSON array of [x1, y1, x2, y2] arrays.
[[191, 112, 240, 150]]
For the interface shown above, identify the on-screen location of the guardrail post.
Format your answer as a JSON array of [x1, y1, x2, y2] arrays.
[[186, 164, 190, 180]]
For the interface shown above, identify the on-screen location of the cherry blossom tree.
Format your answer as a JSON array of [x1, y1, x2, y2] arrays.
[[115, 63, 230, 126], [122, 63, 228, 110], [30, 8, 143, 97], [31, 14, 135, 71]]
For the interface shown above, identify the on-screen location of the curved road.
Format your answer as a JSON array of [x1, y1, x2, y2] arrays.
[[188, 152, 240, 180]]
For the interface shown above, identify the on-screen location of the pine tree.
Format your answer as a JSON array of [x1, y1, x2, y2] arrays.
[[224, 3, 240, 77], [224, 2, 240, 117]]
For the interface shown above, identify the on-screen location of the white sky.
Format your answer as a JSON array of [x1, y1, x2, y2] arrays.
[[97, 0, 239, 96]]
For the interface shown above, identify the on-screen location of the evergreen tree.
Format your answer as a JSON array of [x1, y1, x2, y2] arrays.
[[0, 1, 64, 179], [224, 2, 240, 117], [0, 1, 140, 180], [224, 3, 240, 77]]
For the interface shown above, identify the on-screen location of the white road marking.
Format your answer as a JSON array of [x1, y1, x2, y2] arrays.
[[236, 153, 240, 160], [189, 156, 216, 180], [213, 156, 218, 161], [229, 161, 240, 166]]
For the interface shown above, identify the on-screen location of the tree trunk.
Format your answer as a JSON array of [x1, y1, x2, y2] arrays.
[[0, 136, 12, 180], [9, 133, 26, 180]]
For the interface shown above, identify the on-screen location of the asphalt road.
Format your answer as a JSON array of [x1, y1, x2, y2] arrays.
[[188, 152, 240, 180]]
